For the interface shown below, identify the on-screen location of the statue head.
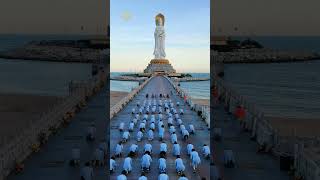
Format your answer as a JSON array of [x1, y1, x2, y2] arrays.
[[155, 13, 165, 26]]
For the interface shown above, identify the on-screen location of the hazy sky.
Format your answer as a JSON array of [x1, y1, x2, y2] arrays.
[[111, 0, 210, 73], [0, 0, 108, 34], [212, 0, 320, 36]]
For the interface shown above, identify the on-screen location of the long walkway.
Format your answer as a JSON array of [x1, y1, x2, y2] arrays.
[[8, 86, 108, 180], [213, 104, 291, 180], [110, 76, 210, 179]]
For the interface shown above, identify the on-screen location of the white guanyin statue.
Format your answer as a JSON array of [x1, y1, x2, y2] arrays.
[[153, 13, 166, 59]]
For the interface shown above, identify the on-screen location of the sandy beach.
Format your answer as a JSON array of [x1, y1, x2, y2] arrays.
[[192, 98, 210, 106], [0, 94, 64, 145], [267, 116, 320, 137], [110, 91, 128, 108]]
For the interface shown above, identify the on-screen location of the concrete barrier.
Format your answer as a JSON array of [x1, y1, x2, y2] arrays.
[[110, 76, 153, 119], [165, 76, 210, 128]]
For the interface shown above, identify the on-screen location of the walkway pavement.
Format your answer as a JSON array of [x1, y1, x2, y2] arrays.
[[213, 104, 291, 180], [110, 76, 210, 179]]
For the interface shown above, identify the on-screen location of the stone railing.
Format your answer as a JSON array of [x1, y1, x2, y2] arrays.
[[213, 76, 320, 180], [0, 68, 106, 180], [165, 76, 210, 127], [109, 76, 153, 119]]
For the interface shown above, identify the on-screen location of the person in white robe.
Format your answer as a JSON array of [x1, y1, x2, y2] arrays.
[[175, 156, 185, 174], [129, 144, 138, 157], [189, 124, 195, 134], [150, 123, 155, 131], [128, 122, 134, 132], [171, 132, 177, 144], [117, 170, 127, 180], [139, 122, 146, 132], [172, 142, 181, 156], [160, 142, 167, 154], [123, 156, 132, 173], [158, 125, 165, 140], [141, 153, 152, 170], [182, 129, 189, 140], [137, 131, 143, 141], [115, 142, 123, 157], [144, 143, 152, 154], [138, 172, 148, 180], [158, 157, 166, 172], [119, 122, 124, 132], [179, 108, 184, 115], [122, 131, 130, 142], [190, 149, 201, 171], [187, 143, 194, 156], [202, 144, 211, 159], [158, 172, 169, 180], [148, 129, 154, 141], [110, 157, 117, 173], [169, 126, 176, 134]]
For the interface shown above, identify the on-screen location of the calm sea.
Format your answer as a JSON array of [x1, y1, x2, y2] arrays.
[[224, 36, 320, 119], [0, 34, 93, 96], [111, 72, 210, 99]]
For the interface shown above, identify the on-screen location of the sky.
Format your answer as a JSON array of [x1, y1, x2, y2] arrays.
[[110, 0, 210, 73], [0, 0, 108, 34], [212, 0, 320, 36]]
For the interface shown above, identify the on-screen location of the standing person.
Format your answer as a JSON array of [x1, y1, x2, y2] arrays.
[[123, 156, 132, 174], [122, 131, 130, 143], [182, 129, 189, 140], [80, 162, 93, 180], [117, 170, 127, 180]]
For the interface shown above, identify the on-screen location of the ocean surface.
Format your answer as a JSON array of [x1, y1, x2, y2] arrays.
[[224, 36, 320, 119], [111, 72, 210, 99], [180, 73, 210, 99], [110, 72, 139, 92], [0, 34, 93, 96]]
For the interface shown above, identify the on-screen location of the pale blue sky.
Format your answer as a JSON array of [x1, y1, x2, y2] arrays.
[[110, 0, 210, 73]]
